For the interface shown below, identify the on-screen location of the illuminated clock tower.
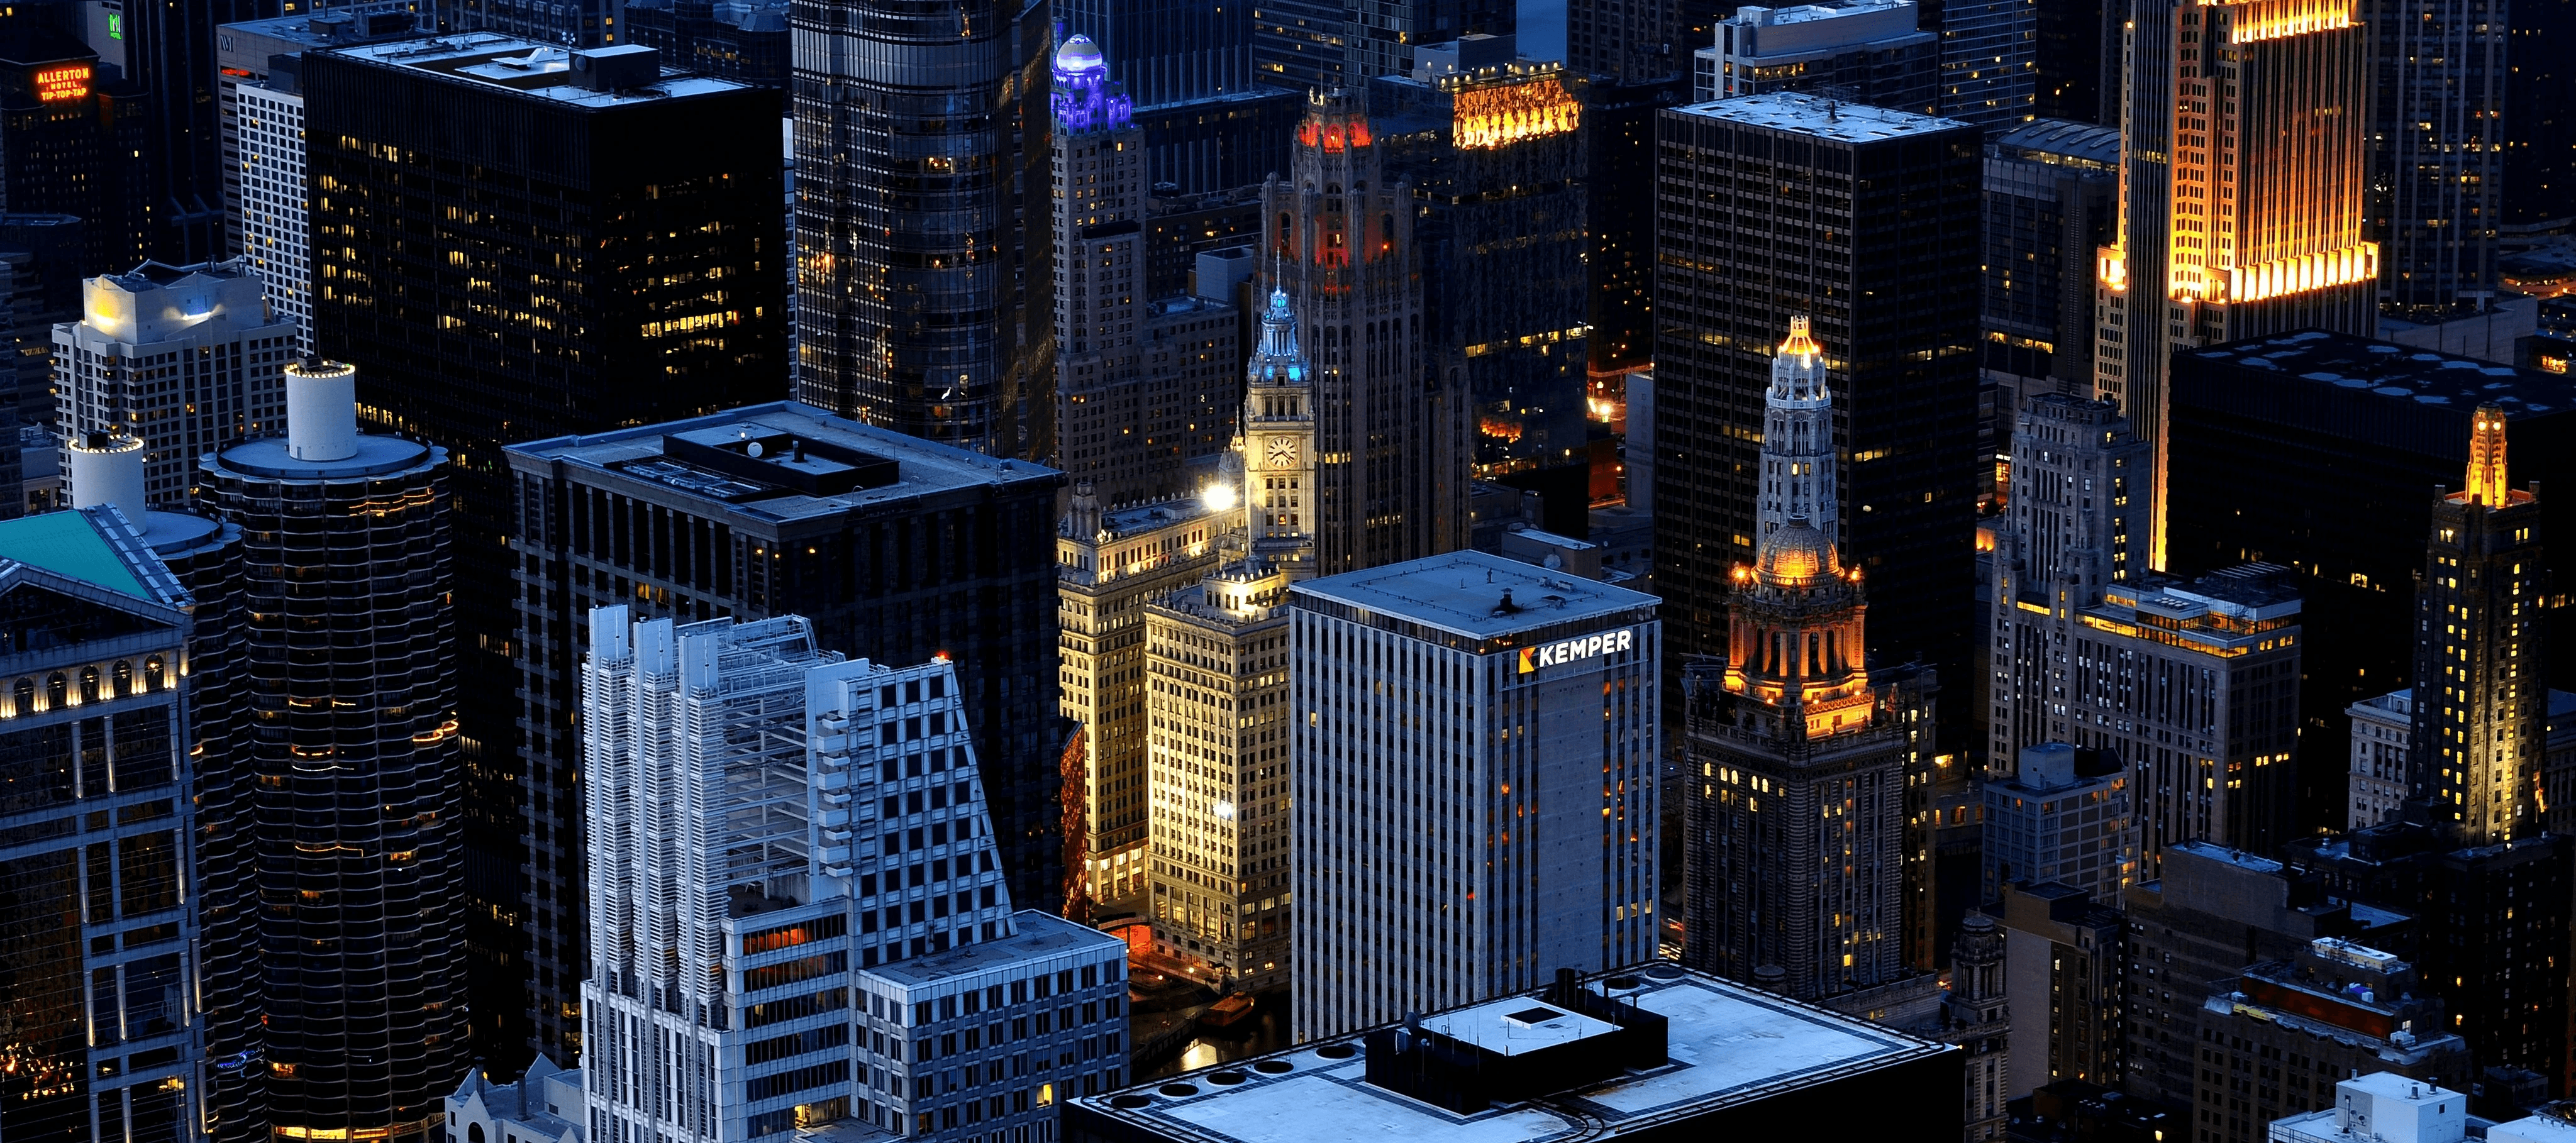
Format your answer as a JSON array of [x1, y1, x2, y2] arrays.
[[1241, 287, 1318, 579]]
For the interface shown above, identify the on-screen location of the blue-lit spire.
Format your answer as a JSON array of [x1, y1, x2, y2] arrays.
[[1050, 34, 1132, 133]]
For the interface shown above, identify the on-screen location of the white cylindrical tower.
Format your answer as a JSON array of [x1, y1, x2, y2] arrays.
[[65, 432, 149, 525], [284, 358, 360, 461]]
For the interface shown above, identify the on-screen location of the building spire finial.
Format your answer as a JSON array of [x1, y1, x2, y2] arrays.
[[2464, 402, 2509, 507]]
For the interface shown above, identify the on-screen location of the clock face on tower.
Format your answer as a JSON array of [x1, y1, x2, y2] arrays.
[[1267, 436, 1298, 467]]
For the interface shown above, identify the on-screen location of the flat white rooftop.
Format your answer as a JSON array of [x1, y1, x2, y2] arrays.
[[1674, 91, 1970, 143], [1418, 998, 1619, 1057], [1071, 968, 1949, 1143], [1291, 549, 1657, 642]]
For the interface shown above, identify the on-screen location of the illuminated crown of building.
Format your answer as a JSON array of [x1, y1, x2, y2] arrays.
[[2456, 403, 2528, 509], [1050, 35, 1132, 133], [1723, 318, 1874, 738], [1248, 288, 1306, 384]]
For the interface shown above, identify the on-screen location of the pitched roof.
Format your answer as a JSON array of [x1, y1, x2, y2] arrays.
[[0, 510, 152, 599]]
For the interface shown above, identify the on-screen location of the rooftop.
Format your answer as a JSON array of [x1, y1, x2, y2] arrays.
[[1672, 92, 1970, 143], [505, 402, 1062, 527], [1991, 118, 2120, 169], [326, 33, 755, 107], [860, 911, 1123, 990], [1070, 966, 1951, 1143], [0, 509, 154, 600], [2180, 329, 2573, 417], [1726, 0, 1919, 26], [1291, 549, 1658, 643], [216, 6, 424, 53]]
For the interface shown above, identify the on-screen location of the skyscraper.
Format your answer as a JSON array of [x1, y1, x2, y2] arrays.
[[214, 6, 428, 350], [1373, 43, 1591, 509], [1941, 915, 2012, 1141], [1260, 89, 1470, 573], [1290, 549, 1660, 1040], [2407, 406, 2545, 842], [52, 259, 296, 504], [1979, 119, 2118, 424], [304, 35, 787, 1056], [1991, 880, 2125, 1095], [1988, 393, 2300, 863], [1050, 36, 1240, 504], [0, 25, 149, 276], [0, 505, 206, 1143], [431, 0, 621, 47], [2363, 0, 2503, 321], [2503, 0, 2576, 231], [1694, 1, 1939, 109], [2190, 941, 2469, 1142], [1254, 0, 1347, 92], [793, 0, 1051, 455], [1345, 1, 1515, 80], [1936, 0, 2035, 130], [2092, 0, 2373, 565], [1058, 489, 1226, 912], [1057, 0, 1256, 105], [504, 402, 1067, 1059], [197, 359, 467, 1143], [579, 608, 1130, 1142], [1679, 319, 1916, 1002], [65, 0, 287, 265], [1979, 743, 2136, 904], [1652, 94, 1979, 718]]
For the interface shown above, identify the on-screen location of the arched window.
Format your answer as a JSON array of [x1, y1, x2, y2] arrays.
[[1275, 212, 1292, 253], [47, 673, 67, 709], [113, 661, 133, 697], [469, 1125, 486, 1143], [144, 656, 166, 691], [79, 666, 99, 705], [10, 678, 30, 717], [1381, 214, 1396, 248]]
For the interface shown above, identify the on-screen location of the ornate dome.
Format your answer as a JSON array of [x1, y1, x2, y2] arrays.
[[1054, 35, 1106, 75], [1757, 519, 1841, 583]]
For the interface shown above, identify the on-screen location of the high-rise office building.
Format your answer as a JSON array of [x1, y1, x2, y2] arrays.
[[2031, 0, 2115, 124], [0, 212, 84, 437], [431, 0, 619, 47], [2195, 941, 2469, 1143], [1253, 0, 1346, 93], [1653, 94, 1979, 721], [623, 0, 792, 86], [1050, 37, 1240, 504], [2503, 0, 2576, 231], [1058, 488, 1226, 912], [2407, 406, 2545, 843], [793, 0, 1050, 455], [2363, 0, 2502, 321], [2167, 333, 2576, 832], [1057, 0, 1255, 106], [1936, 0, 2034, 130], [305, 35, 787, 1056], [2289, 823, 2573, 1102], [0, 26, 148, 277], [1979, 742, 2135, 904], [2119, 841, 2406, 1109], [1979, 119, 2118, 443], [52, 259, 296, 504], [1580, 76, 1687, 382], [1991, 880, 2124, 1095], [0, 504, 207, 1143], [1373, 41, 1590, 497], [1260, 88, 1470, 573], [1988, 393, 2299, 863], [1289, 549, 1660, 1040], [214, 6, 428, 351], [2347, 689, 2414, 829], [1692, 1, 1938, 108], [1679, 319, 1920, 1002], [1346, 1, 1514, 80], [2092, 0, 2373, 567], [504, 402, 1067, 1059], [579, 608, 1130, 1142], [197, 359, 467, 1143]]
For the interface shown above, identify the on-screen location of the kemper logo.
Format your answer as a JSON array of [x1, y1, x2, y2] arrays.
[[1516, 627, 1636, 673]]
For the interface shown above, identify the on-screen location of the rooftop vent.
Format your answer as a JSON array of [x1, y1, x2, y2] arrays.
[[570, 44, 660, 91]]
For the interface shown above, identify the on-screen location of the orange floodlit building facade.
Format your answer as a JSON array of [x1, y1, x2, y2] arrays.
[[1451, 74, 1580, 149], [2093, 0, 2373, 568]]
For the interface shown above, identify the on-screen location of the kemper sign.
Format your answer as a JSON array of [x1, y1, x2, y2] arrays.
[[1516, 627, 1636, 673]]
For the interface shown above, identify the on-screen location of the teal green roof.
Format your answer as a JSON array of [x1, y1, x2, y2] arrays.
[[0, 511, 152, 599]]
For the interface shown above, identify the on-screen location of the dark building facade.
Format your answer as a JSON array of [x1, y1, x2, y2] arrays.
[[2167, 332, 2576, 832], [1652, 94, 1980, 730], [2190, 939, 2471, 1143], [2364, 0, 2504, 319], [623, 0, 790, 87], [1372, 55, 1591, 486], [0, 213, 83, 436], [198, 360, 468, 1143], [433, 0, 617, 47], [1979, 119, 2117, 450], [504, 402, 1066, 1063], [1253, 0, 1346, 93], [792, 0, 1053, 456], [2030, 0, 2115, 124], [0, 505, 206, 1143], [1581, 75, 1685, 380], [303, 35, 787, 1066], [2290, 825, 2576, 1100], [1130, 89, 1305, 196], [2504, 0, 2576, 229], [0, 26, 150, 278], [1056, 0, 1256, 106]]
